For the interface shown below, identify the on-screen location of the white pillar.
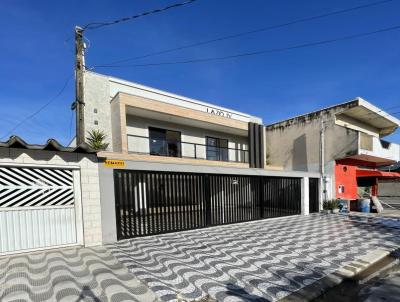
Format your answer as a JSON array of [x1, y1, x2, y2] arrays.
[[301, 177, 309, 215]]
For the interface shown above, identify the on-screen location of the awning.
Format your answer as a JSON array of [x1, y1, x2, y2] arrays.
[[356, 169, 400, 178]]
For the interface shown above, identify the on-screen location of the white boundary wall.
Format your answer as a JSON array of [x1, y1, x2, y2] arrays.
[[0, 148, 102, 249]]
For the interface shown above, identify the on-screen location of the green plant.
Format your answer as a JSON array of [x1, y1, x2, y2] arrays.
[[329, 199, 340, 210], [86, 129, 109, 151], [323, 199, 340, 210]]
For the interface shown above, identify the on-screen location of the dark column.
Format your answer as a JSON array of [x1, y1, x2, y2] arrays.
[[248, 122, 265, 168]]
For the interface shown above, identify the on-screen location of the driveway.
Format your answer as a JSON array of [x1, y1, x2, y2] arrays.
[[108, 214, 400, 302]]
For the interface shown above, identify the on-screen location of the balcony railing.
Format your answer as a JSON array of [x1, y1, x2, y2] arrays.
[[127, 134, 249, 163]]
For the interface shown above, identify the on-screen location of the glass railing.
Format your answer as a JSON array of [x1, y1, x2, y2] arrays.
[[127, 135, 249, 163]]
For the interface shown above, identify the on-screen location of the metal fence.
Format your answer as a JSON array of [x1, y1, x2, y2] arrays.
[[114, 170, 303, 239]]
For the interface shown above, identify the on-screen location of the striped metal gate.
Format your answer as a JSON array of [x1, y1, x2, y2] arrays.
[[115, 170, 302, 240], [0, 165, 81, 254]]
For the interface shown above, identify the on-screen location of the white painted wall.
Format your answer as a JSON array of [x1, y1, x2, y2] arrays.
[[360, 136, 400, 161]]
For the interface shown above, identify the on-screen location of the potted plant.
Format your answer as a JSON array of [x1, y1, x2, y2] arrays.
[[321, 199, 340, 214], [322, 200, 330, 214], [330, 199, 340, 214]]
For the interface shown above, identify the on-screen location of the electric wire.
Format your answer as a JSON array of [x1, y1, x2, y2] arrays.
[[93, 0, 395, 67], [82, 0, 198, 30], [0, 75, 73, 141], [93, 24, 400, 68]]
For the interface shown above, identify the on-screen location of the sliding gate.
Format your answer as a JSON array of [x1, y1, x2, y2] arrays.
[[115, 170, 301, 240]]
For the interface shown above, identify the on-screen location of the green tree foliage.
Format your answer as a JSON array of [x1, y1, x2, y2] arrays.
[[86, 129, 109, 151]]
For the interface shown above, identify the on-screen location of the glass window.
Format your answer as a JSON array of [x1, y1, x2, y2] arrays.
[[206, 137, 228, 161], [149, 127, 181, 157]]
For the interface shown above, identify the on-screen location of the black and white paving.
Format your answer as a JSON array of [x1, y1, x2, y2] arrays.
[[0, 246, 159, 302], [108, 213, 400, 302]]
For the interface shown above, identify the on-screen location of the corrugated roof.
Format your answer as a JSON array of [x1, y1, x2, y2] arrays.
[[0, 136, 95, 153]]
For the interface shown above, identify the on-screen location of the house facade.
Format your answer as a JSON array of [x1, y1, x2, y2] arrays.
[[83, 71, 265, 169], [265, 97, 400, 205], [82, 71, 320, 244]]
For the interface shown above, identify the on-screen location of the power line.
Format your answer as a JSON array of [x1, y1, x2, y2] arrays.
[[0, 75, 73, 141], [93, 24, 400, 68], [83, 0, 198, 31], [93, 0, 394, 67]]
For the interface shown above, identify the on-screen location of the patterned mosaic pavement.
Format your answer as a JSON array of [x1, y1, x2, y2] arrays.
[[109, 213, 400, 302], [0, 246, 159, 302]]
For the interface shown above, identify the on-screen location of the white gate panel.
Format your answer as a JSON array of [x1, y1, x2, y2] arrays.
[[0, 207, 77, 253], [0, 166, 80, 254]]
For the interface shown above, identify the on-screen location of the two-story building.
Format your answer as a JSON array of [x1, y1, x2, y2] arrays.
[[84, 71, 264, 168], [81, 71, 320, 243], [265, 97, 400, 208]]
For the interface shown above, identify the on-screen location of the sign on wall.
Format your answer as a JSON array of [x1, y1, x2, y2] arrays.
[[206, 107, 233, 119], [104, 159, 125, 168]]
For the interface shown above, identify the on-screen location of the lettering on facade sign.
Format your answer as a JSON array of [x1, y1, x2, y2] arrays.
[[104, 159, 125, 168], [206, 107, 233, 119]]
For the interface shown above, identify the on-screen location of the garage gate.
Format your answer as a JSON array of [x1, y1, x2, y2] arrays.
[[115, 170, 306, 240], [0, 165, 81, 254]]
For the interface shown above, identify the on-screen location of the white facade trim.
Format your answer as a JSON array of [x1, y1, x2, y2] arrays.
[[73, 169, 84, 246], [88, 71, 262, 123], [301, 177, 310, 216]]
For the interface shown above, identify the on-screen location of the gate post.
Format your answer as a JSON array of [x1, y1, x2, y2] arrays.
[[301, 177, 310, 216]]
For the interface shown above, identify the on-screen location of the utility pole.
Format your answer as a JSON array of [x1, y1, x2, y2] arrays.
[[74, 26, 85, 146], [320, 119, 327, 201]]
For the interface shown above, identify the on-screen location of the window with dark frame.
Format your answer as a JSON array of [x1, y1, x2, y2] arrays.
[[149, 127, 181, 157], [206, 136, 228, 161]]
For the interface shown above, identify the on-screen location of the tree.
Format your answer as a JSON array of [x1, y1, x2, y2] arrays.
[[86, 129, 109, 151]]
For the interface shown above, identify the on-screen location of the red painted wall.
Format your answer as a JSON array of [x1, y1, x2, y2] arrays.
[[335, 163, 358, 199]]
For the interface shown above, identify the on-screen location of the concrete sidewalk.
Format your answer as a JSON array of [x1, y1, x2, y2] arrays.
[[0, 246, 159, 302]]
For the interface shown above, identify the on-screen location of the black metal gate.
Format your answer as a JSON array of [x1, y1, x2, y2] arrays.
[[309, 178, 320, 213], [115, 170, 302, 240]]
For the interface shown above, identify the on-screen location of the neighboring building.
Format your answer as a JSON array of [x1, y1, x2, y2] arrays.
[[265, 97, 400, 204], [81, 71, 320, 244]]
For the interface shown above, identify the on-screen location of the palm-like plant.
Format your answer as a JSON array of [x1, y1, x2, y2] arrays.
[[86, 129, 109, 151]]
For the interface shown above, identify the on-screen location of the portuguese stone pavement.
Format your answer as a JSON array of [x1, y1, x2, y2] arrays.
[[1, 213, 400, 302], [109, 213, 400, 302]]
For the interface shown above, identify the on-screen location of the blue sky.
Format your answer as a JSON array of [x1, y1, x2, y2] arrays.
[[1, 0, 400, 145]]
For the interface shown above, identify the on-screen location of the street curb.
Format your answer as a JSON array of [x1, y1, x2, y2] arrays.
[[278, 249, 393, 302]]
